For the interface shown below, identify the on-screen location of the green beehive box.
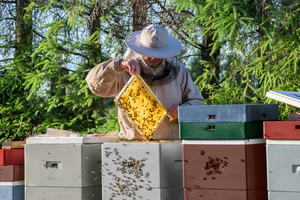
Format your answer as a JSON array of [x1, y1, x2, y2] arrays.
[[180, 122, 263, 140]]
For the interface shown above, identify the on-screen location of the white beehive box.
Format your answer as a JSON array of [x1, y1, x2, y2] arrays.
[[102, 186, 183, 200], [101, 142, 183, 199], [25, 186, 101, 200], [268, 191, 300, 200], [26, 135, 119, 144], [267, 141, 300, 192], [25, 143, 101, 187]]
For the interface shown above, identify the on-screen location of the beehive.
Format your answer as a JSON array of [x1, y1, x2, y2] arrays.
[[185, 188, 267, 200], [25, 143, 101, 187], [264, 121, 300, 139], [0, 165, 24, 181], [25, 186, 101, 200], [0, 181, 24, 200], [178, 104, 279, 123], [182, 139, 267, 190], [115, 75, 167, 138], [101, 142, 183, 199], [267, 143, 300, 192], [269, 191, 300, 200]]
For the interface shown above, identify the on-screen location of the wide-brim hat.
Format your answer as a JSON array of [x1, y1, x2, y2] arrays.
[[125, 24, 182, 58]]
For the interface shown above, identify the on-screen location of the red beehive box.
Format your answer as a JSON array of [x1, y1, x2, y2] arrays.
[[184, 188, 267, 200], [264, 121, 300, 139], [183, 139, 267, 190], [0, 149, 24, 165], [0, 165, 24, 181]]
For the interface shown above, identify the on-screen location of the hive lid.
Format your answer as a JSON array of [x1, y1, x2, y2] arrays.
[[266, 90, 300, 108], [26, 136, 119, 144], [115, 75, 167, 139]]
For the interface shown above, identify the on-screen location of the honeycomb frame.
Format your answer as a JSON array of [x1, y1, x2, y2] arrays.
[[114, 75, 167, 139]]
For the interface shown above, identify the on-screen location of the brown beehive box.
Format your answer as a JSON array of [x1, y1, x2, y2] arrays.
[[114, 75, 167, 139], [184, 188, 267, 200], [182, 139, 267, 190], [0, 165, 24, 181]]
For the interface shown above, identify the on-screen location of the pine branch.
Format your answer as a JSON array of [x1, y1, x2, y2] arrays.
[[155, 1, 205, 50], [0, 58, 13, 62]]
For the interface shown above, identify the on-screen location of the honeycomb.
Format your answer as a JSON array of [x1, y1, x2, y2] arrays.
[[115, 75, 167, 139]]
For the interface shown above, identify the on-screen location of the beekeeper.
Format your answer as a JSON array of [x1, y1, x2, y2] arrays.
[[86, 24, 205, 140]]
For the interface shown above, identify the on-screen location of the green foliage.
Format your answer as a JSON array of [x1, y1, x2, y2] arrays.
[[2, 0, 300, 143], [93, 114, 120, 134], [0, 50, 42, 143], [0, 0, 132, 142], [172, 0, 300, 119], [21, 0, 128, 135], [187, 49, 202, 81]]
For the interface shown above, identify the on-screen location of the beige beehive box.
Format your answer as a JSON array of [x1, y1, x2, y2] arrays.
[[114, 75, 167, 139]]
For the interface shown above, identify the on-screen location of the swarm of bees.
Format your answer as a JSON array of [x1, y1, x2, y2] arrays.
[[115, 75, 167, 138], [103, 147, 152, 199], [199, 152, 229, 180]]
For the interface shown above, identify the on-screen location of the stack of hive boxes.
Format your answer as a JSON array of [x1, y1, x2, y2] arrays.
[[264, 113, 300, 199], [24, 135, 119, 200], [0, 141, 25, 200], [179, 104, 279, 200], [101, 141, 184, 200]]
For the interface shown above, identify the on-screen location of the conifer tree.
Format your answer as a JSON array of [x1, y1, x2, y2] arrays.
[[171, 0, 300, 118]]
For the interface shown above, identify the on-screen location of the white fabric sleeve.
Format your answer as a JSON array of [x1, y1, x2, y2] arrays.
[[86, 58, 124, 97]]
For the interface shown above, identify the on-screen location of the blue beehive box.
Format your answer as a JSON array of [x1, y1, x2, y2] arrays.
[[178, 104, 279, 123], [0, 181, 24, 200]]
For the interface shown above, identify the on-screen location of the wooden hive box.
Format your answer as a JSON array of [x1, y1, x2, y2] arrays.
[[0, 165, 24, 181], [0, 149, 24, 165], [264, 121, 300, 139], [25, 143, 101, 187], [0, 181, 24, 200], [102, 186, 183, 200], [2, 141, 26, 149], [25, 186, 101, 200], [178, 104, 279, 123], [26, 135, 119, 144], [101, 142, 183, 199], [267, 142, 300, 192], [289, 113, 300, 120], [114, 75, 167, 139], [268, 191, 300, 200], [183, 139, 267, 190], [184, 188, 267, 200], [180, 122, 263, 140]]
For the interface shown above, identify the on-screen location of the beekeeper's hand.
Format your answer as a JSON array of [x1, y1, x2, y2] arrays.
[[167, 103, 178, 122], [120, 60, 140, 75]]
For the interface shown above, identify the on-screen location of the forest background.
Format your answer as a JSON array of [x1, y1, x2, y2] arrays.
[[1, 0, 300, 143]]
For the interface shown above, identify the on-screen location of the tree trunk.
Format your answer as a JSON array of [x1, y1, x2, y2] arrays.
[[255, 0, 271, 89], [88, 0, 102, 66], [132, 0, 147, 31], [15, 0, 32, 54], [201, 30, 220, 99]]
